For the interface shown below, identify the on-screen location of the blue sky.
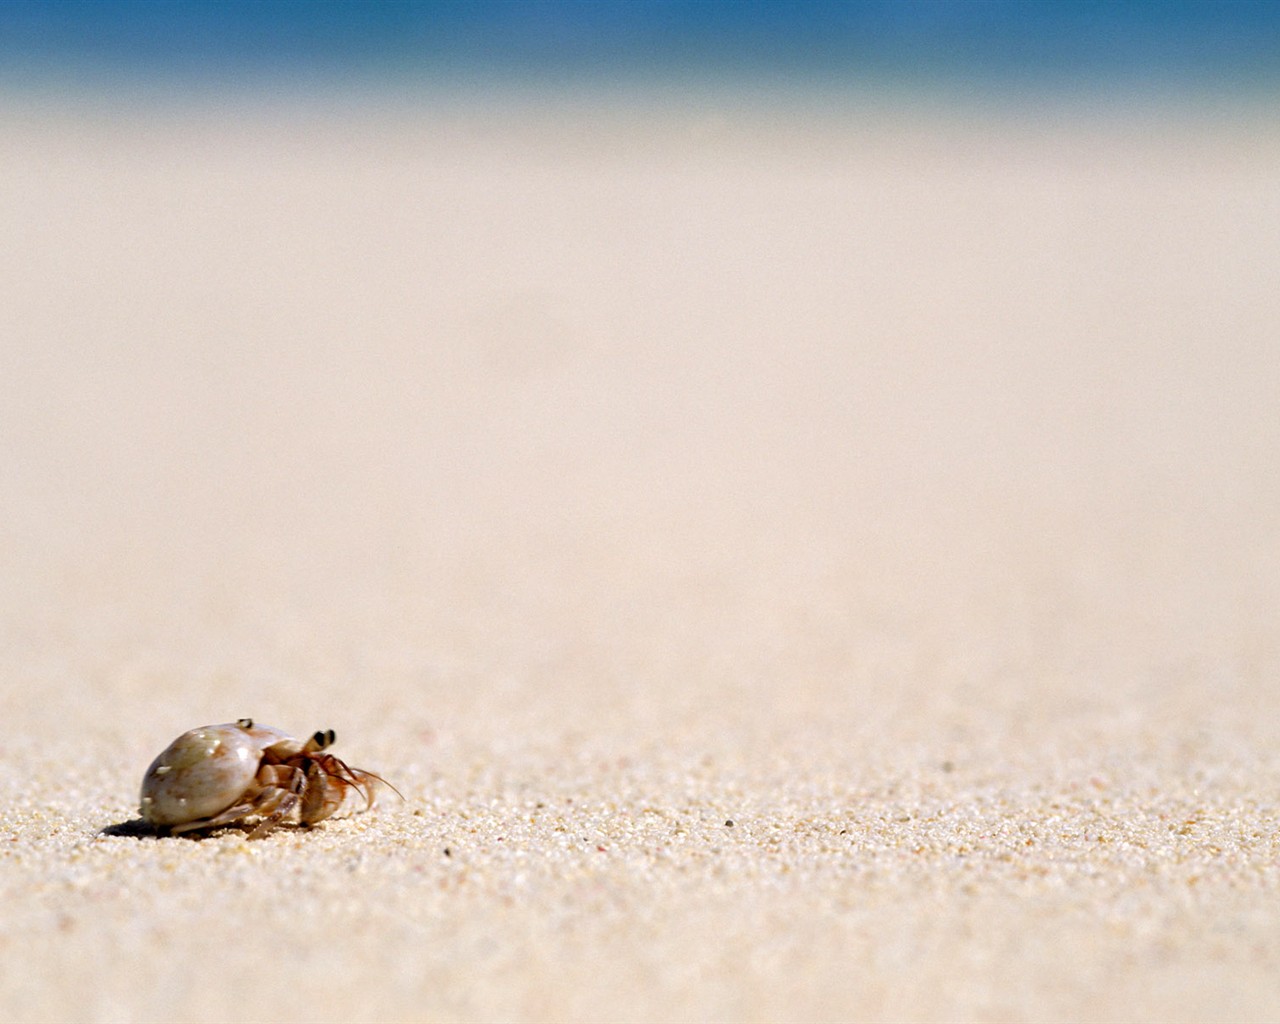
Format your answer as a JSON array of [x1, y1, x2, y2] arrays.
[[1, 1, 1277, 93]]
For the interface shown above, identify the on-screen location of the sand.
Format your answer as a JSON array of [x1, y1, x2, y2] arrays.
[[2, 93, 1279, 1022]]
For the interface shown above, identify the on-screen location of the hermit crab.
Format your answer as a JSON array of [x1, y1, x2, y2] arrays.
[[139, 719, 397, 838]]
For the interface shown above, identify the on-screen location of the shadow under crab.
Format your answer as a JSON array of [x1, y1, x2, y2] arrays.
[[99, 817, 166, 839], [99, 815, 363, 840]]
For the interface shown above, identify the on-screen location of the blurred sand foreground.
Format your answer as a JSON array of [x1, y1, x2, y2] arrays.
[[1, 94, 1278, 1022]]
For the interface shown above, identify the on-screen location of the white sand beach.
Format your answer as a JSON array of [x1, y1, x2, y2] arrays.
[[2, 94, 1279, 1021]]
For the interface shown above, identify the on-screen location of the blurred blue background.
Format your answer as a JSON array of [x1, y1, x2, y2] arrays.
[[1, 0, 1278, 96]]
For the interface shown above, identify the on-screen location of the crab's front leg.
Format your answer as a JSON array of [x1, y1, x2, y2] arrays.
[[244, 763, 307, 839], [299, 757, 346, 825]]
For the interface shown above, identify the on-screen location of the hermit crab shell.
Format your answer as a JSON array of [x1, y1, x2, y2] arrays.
[[140, 722, 287, 826]]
